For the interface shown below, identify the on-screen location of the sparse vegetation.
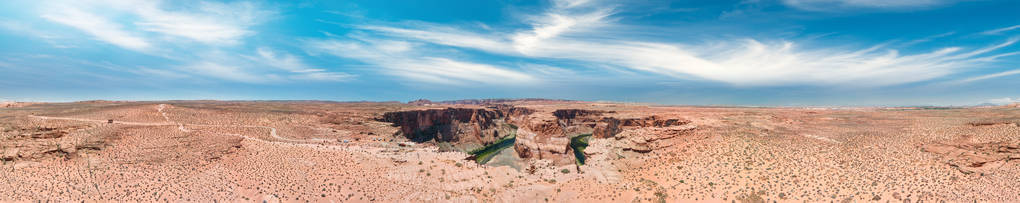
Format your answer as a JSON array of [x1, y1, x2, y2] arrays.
[[1, 100, 1017, 201]]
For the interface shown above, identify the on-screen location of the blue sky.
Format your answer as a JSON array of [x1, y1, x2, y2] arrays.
[[1, 0, 1019, 106]]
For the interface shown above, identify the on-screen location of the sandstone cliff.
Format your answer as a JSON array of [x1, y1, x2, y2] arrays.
[[379, 106, 693, 164]]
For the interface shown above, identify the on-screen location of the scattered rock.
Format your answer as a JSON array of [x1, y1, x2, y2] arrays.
[[923, 141, 1020, 175], [2, 148, 19, 161]]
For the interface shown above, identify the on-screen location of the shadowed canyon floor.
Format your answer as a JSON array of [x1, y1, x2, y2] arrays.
[[1, 100, 1019, 202]]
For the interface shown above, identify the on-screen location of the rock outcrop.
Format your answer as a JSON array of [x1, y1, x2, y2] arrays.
[[380, 108, 498, 143], [1, 124, 113, 162], [620, 115, 687, 127], [407, 99, 433, 106], [432, 98, 571, 105], [593, 118, 623, 138], [594, 116, 690, 138], [614, 125, 698, 153], [380, 106, 693, 163], [488, 104, 536, 119], [379, 106, 535, 143], [552, 109, 609, 125], [923, 141, 1020, 175]]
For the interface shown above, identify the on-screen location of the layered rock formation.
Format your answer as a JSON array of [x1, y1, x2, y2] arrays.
[[379, 106, 693, 164], [923, 141, 1020, 175], [1, 124, 112, 161], [407, 98, 573, 106], [379, 106, 534, 143], [380, 108, 499, 143], [594, 116, 690, 138]]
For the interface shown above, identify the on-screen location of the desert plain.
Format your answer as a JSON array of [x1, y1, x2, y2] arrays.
[[1, 99, 1018, 202]]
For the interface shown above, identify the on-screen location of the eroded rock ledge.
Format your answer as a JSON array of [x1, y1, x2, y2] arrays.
[[379, 105, 695, 164], [378, 106, 532, 143], [923, 141, 1020, 175]]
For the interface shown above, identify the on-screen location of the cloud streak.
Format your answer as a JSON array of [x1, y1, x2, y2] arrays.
[[41, 5, 151, 51], [127, 0, 269, 45], [304, 38, 535, 85], [347, 0, 1017, 87], [781, 0, 953, 11], [983, 24, 1020, 35], [31, 0, 347, 84], [179, 61, 268, 83], [953, 69, 1020, 84], [249, 47, 355, 82], [40, 0, 271, 49]]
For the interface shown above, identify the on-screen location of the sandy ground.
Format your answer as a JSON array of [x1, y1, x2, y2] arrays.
[[1, 101, 1018, 202]]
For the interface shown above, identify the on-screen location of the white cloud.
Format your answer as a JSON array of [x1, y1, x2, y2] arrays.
[[41, 5, 151, 51], [253, 47, 313, 72], [0, 20, 78, 48], [952, 69, 1020, 84], [129, 67, 190, 79], [35, 0, 341, 84], [39, 0, 271, 49], [289, 72, 355, 81], [179, 61, 267, 83], [553, 0, 594, 9], [521, 64, 577, 77], [901, 32, 955, 46], [985, 97, 1019, 105], [387, 57, 537, 85], [983, 25, 1020, 35], [353, 2, 1019, 87], [782, 0, 952, 11], [361, 25, 514, 55], [128, 0, 268, 45], [512, 8, 614, 54], [249, 47, 354, 81], [173, 47, 355, 83], [304, 38, 535, 85]]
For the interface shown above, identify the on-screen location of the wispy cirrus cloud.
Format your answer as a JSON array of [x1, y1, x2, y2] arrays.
[[345, 0, 1018, 87], [39, 0, 272, 49], [179, 61, 269, 83], [248, 47, 355, 82], [129, 67, 191, 79], [304, 38, 535, 85], [0, 20, 77, 48], [171, 47, 354, 83], [126, 0, 270, 45], [951, 69, 1020, 84], [31, 0, 347, 84], [983, 24, 1020, 35], [360, 25, 514, 55], [781, 0, 954, 11], [41, 5, 151, 51]]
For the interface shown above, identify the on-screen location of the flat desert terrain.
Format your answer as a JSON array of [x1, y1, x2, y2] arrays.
[[1, 100, 1018, 202]]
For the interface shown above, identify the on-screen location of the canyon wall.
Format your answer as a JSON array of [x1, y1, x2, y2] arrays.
[[379, 106, 691, 163]]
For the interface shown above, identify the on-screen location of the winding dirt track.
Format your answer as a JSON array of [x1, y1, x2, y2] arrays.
[[27, 115, 172, 126], [26, 104, 403, 155], [29, 104, 298, 143]]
